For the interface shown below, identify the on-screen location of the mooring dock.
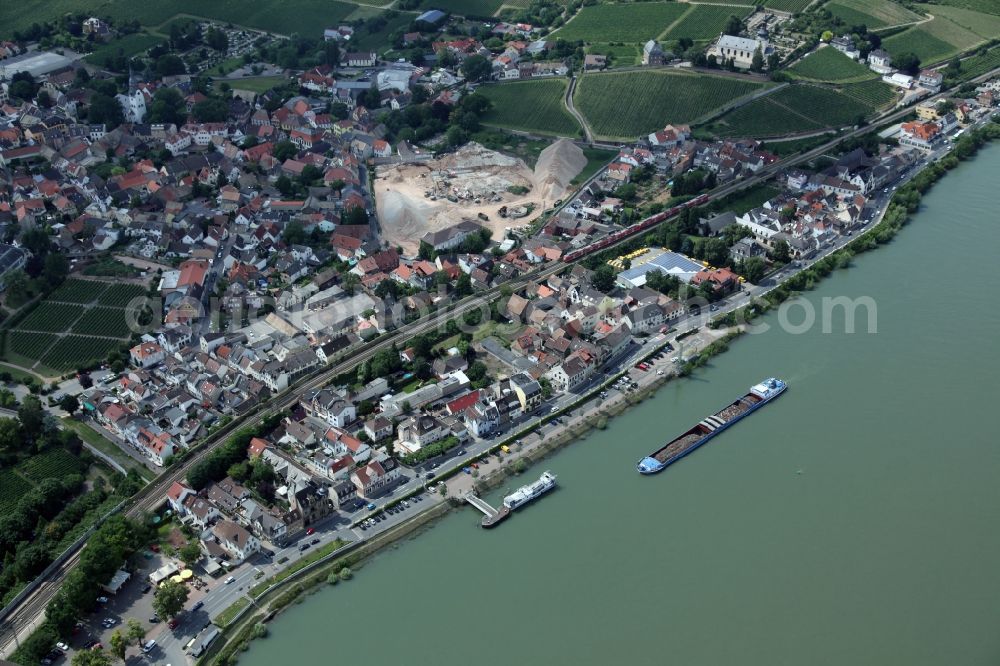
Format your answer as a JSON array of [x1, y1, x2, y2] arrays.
[[464, 493, 511, 528]]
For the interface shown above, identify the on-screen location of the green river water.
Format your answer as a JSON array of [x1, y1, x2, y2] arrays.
[[240, 146, 1000, 666]]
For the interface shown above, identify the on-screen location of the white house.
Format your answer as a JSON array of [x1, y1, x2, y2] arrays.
[[351, 461, 400, 498], [867, 49, 894, 75], [211, 520, 260, 563], [709, 35, 768, 69], [116, 90, 147, 123]]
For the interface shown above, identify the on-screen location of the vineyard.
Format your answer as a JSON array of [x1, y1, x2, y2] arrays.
[[955, 46, 1000, 80], [479, 79, 581, 136], [915, 3, 1000, 40], [760, 0, 813, 11], [3, 279, 143, 374], [789, 47, 878, 83], [418, 0, 502, 16], [98, 283, 147, 308], [702, 83, 880, 138], [18, 303, 84, 332], [17, 449, 86, 484], [0, 468, 33, 512], [883, 7, 992, 65], [840, 79, 898, 109], [825, 0, 923, 28], [663, 4, 752, 41], [72, 307, 134, 338], [575, 70, 769, 140], [40, 336, 123, 373], [553, 2, 687, 43], [49, 279, 111, 304]]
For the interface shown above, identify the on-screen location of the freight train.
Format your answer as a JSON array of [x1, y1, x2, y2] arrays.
[[562, 194, 710, 263]]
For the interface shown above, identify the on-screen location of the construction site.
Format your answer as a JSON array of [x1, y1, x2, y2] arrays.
[[375, 139, 587, 256]]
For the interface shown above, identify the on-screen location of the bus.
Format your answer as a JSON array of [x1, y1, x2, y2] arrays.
[[188, 627, 220, 658]]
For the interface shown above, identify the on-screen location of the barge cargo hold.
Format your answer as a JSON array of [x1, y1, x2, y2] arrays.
[[637, 378, 786, 475]]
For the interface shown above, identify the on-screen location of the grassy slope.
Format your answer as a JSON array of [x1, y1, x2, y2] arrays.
[[789, 46, 878, 83], [479, 79, 581, 137], [575, 70, 768, 140], [552, 2, 688, 43]]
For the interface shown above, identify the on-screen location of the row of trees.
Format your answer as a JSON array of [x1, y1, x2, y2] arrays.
[[14, 515, 153, 665]]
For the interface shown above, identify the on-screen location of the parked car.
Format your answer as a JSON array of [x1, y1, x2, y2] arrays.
[[192, 601, 204, 612], [225, 576, 235, 585], [55, 643, 69, 652], [149, 615, 160, 623], [168, 618, 179, 630], [142, 640, 156, 653], [305, 527, 315, 536], [96, 596, 109, 604], [366, 503, 376, 510]]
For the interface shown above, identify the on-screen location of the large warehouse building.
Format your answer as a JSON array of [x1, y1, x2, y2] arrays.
[[616, 250, 705, 289]]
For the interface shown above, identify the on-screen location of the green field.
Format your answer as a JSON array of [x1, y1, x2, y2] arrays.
[[761, 0, 813, 11], [953, 46, 1000, 80], [663, 4, 752, 41], [97, 283, 146, 308], [3, 281, 142, 375], [18, 448, 86, 484], [575, 70, 769, 140], [18, 303, 84, 332], [0, 468, 34, 513], [704, 97, 824, 137], [921, 0, 1000, 15], [84, 33, 164, 65], [418, 0, 503, 15], [840, 79, 897, 109], [72, 307, 133, 338], [883, 9, 990, 65], [350, 11, 420, 51], [586, 43, 640, 67], [703, 83, 877, 137], [219, 76, 288, 94], [479, 79, 581, 136], [49, 279, 110, 304], [789, 46, 877, 82], [0, 0, 358, 39], [825, 0, 924, 28], [916, 4, 1000, 40], [41, 336, 123, 373], [553, 2, 688, 43]]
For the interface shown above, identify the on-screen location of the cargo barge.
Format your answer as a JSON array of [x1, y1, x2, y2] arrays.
[[637, 378, 786, 475]]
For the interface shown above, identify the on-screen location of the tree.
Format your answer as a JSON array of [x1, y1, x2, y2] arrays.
[[341, 272, 359, 295], [750, 47, 764, 73], [893, 52, 921, 76], [108, 630, 127, 662], [86, 93, 125, 128], [43, 252, 69, 288], [702, 237, 730, 268], [205, 26, 228, 51], [192, 98, 228, 122], [461, 54, 492, 82], [147, 88, 186, 125], [72, 650, 113, 666], [723, 14, 743, 36], [152, 580, 189, 619], [455, 272, 473, 297], [18, 395, 46, 440], [154, 54, 186, 77], [418, 240, 435, 260], [125, 618, 145, 646], [821, 30, 834, 42], [59, 394, 80, 415], [770, 239, 791, 263], [591, 264, 616, 293], [5, 269, 29, 303], [179, 541, 202, 566], [272, 140, 298, 162], [738, 257, 767, 284]]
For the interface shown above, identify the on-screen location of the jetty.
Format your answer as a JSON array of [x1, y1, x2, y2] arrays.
[[463, 493, 511, 528]]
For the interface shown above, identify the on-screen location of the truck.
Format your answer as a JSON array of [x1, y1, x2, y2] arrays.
[[188, 627, 220, 658]]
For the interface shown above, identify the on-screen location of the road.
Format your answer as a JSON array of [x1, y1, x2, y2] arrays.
[[3, 63, 998, 661], [564, 75, 594, 144]]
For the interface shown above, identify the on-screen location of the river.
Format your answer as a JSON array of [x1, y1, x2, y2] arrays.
[[239, 145, 1000, 666]]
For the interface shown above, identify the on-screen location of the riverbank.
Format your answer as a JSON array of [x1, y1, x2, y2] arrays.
[[206, 121, 1000, 665]]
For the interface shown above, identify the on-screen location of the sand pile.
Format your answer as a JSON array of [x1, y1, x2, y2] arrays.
[[533, 138, 587, 202], [375, 140, 584, 256]]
